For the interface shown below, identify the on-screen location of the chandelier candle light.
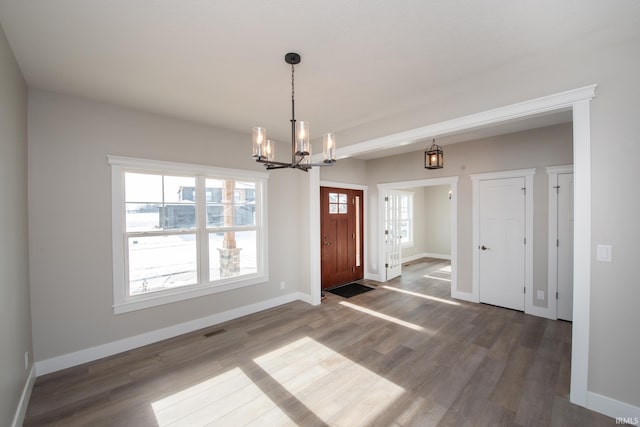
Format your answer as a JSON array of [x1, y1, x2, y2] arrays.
[[253, 52, 336, 171]]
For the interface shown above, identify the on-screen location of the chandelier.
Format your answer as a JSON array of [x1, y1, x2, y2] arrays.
[[252, 52, 336, 171]]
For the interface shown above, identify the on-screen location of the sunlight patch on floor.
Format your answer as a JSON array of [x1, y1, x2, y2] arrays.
[[339, 301, 427, 331], [437, 265, 452, 273], [151, 367, 292, 426], [422, 274, 451, 282], [252, 336, 405, 426], [151, 336, 404, 426], [382, 285, 460, 306]]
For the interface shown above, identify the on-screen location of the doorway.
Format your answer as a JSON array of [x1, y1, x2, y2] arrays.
[[547, 165, 574, 321], [320, 186, 364, 289], [308, 86, 595, 407], [378, 177, 458, 291]]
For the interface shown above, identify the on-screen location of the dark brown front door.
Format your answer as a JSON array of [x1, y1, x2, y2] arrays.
[[321, 187, 364, 289]]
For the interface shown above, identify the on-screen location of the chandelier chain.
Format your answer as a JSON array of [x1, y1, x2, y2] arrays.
[[291, 63, 295, 103]]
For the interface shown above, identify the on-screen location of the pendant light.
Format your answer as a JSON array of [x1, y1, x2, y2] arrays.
[[424, 138, 444, 169]]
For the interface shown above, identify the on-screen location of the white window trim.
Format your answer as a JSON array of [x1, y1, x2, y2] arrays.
[[108, 155, 269, 314]]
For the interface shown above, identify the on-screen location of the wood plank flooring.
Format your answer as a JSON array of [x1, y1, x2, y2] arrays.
[[24, 258, 613, 426]]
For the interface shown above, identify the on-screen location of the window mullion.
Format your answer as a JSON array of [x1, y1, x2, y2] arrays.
[[196, 175, 207, 287]]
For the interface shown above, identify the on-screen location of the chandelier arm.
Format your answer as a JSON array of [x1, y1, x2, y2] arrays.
[[256, 159, 290, 167]]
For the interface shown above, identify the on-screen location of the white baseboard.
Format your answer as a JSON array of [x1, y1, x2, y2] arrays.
[[422, 252, 452, 260], [402, 252, 451, 264], [451, 289, 478, 303], [526, 304, 556, 320], [11, 365, 36, 427], [296, 292, 314, 305], [35, 292, 307, 376], [364, 272, 383, 282], [587, 391, 640, 421]]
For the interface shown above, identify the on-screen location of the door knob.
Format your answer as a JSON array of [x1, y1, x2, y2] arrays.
[[479, 245, 489, 250]]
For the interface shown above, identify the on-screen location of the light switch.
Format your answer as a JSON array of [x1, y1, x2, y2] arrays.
[[596, 244, 612, 262]]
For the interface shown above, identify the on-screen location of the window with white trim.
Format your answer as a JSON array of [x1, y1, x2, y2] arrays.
[[109, 156, 269, 314], [399, 191, 414, 247]]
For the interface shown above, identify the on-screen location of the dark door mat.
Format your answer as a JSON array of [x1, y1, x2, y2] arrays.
[[326, 283, 375, 298]]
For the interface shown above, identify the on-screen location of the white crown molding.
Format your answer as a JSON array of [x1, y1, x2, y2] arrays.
[[336, 85, 597, 159]]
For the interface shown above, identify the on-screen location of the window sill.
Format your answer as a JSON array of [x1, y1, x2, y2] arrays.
[[113, 274, 268, 314]]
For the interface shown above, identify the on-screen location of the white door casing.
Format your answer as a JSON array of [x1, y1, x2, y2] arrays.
[[478, 177, 526, 311], [547, 165, 575, 321], [557, 172, 574, 321]]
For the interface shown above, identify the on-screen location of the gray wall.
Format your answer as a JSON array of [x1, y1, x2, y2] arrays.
[[27, 90, 304, 362], [0, 23, 32, 426], [422, 185, 452, 257], [399, 186, 452, 261], [320, 156, 367, 185]]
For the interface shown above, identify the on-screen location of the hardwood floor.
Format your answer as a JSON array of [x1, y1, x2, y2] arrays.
[[24, 258, 612, 426]]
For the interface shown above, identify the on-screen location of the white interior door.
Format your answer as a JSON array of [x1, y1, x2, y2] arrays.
[[479, 177, 526, 311], [385, 191, 402, 280], [557, 173, 574, 321]]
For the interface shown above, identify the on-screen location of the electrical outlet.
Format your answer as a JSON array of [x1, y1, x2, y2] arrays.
[[24, 351, 29, 371], [596, 244, 612, 262], [280, 281, 285, 290], [536, 290, 545, 300]]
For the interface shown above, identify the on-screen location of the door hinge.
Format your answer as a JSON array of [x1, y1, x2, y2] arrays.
[[385, 230, 389, 235], [524, 286, 526, 294], [385, 263, 389, 268], [556, 291, 559, 299], [385, 196, 389, 202], [521, 187, 526, 195], [554, 185, 560, 194], [352, 232, 355, 239], [524, 237, 526, 245], [556, 238, 559, 247]]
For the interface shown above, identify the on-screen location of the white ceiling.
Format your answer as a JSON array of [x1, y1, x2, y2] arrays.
[[0, 1, 638, 149]]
